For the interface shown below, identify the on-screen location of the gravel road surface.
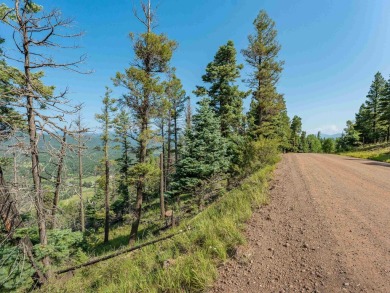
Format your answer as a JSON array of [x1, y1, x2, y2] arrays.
[[211, 154, 390, 293]]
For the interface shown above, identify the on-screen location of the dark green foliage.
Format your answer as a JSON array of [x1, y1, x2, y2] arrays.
[[322, 138, 336, 153], [336, 120, 361, 151], [194, 40, 248, 137], [0, 243, 34, 292], [299, 131, 308, 152], [13, 228, 87, 266], [114, 109, 133, 212], [243, 10, 289, 141], [306, 134, 322, 153], [355, 104, 372, 144], [365, 72, 386, 143], [379, 76, 390, 141], [172, 99, 229, 195], [290, 115, 302, 151]]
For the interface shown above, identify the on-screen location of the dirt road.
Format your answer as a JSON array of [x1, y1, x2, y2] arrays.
[[211, 154, 390, 293]]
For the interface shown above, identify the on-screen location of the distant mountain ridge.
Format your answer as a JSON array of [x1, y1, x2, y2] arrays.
[[321, 133, 342, 139]]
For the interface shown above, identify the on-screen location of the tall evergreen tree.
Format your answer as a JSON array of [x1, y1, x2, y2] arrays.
[[355, 104, 372, 144], [95, 87, 117, 243], [242, 10, 288, 140], [114, 110, 132, 212], [290, 115, 302, 151], [379, 76, 390, 142], [164, 71, 187, 165], [172, 98, 229, 197], [195, 40, 248, 137], [365, 72, 386, 143], [113, 1, 177, 245]]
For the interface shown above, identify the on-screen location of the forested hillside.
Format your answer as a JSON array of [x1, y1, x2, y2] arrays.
[[0, 1, 292, 291]]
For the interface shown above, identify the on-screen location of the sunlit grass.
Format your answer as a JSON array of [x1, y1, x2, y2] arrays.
[[42, 163, 277, 293], [340, 143, 390, 163]]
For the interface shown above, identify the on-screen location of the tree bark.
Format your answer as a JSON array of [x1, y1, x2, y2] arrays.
[[20, 7, 51, 273], [160, 152, 165, 218], [104, 136, 110, 243], [51, 129, 67, 229], [167, 113, 172, 188], [78, 130, 85, 233]]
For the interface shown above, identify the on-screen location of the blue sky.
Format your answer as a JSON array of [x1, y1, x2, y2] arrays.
[[2, 0, 390, 134]]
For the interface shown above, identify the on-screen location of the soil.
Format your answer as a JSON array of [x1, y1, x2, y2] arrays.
[[211, 154, 390, 293]]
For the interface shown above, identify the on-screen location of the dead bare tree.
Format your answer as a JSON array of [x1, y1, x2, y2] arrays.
[[51, 128, 67, 229], [75, 111, 87, 232], [0, 0, 89, 277]]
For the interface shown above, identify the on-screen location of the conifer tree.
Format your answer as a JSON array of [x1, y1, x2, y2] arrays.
[[113, 1, 177, 245], [355, 104, 372, 144], [242, 10, 288, 140], [95, 87, 117, 243], [365, 72, 386, 143], [172, 98, 229, 197], [164, 71, 187, 166], [380, 77, 390, 142], [290, 115, 302, 151], [195, 40, 248, 137], [114, 110, 132, 210]]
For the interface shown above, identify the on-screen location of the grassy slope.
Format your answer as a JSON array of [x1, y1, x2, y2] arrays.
[[43, 163, 277, 293], [339, 143, 390, 163]]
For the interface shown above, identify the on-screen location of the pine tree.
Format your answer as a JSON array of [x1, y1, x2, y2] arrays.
[[164, 71, 187, 166], [112, 1, 177, 245], [290, 115, 302, 151], [299, 131, 309, 153], [242, 10, 288, 140], [113, 110, 132, 213], [195, 40, 248, 137], [172, 98, 229, 198], [355, 104, 372, 144], [95, 87, 117, 243], [365, 72, 386, 143], [379, 76, 390, 142]]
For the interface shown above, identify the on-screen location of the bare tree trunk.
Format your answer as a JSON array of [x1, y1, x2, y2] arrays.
[[0, 166, 46, 285], [160, 152, 165, 218], [167, 113, 172, 189], [51, 129, 67, 229], [161, 119, 166, 191], [104, 137, 110, 243], [78, 130, 85, 232], [13, 152, 17, 187], [18, 1, 50, 273]]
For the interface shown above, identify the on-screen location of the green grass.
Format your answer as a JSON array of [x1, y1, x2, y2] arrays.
[[339, 143, 390, 163], [42, 163, 276, 293]]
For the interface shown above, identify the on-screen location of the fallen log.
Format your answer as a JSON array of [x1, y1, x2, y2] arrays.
[[56, 228, 189, 275]]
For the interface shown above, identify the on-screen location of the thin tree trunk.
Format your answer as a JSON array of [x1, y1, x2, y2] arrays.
[[13, 152, 17, 187], [17, 0, 51, 273], [78, 131, 85, 232], [160, 152, 165, 218], [104, 139, 109, 243], [51, 129, 67, 229], [161, 119, 166, 191], [167, 113, 172, 188]]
